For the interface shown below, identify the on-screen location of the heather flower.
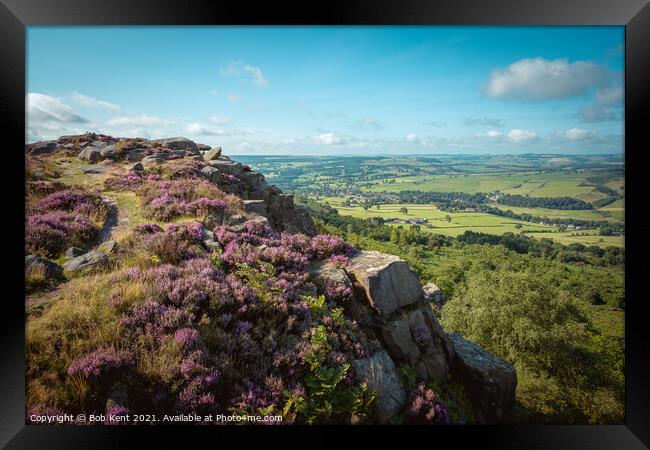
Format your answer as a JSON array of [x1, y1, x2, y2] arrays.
[[329, 254, 351, 266], [309, 234, 357, 259], [133, 223, 163, 235], [174, 328, 201, 351], [26, 212, 98, 257], [324, 284, 353, 304], [138, 178, 236, 221], [67, 347, 132, 380], [243, 219, 275, 238], [234, 321, 253, 334], [177, 383, 216, 414], [105, 405, 129, 425], [37, 188, 105, 216], [279, 233, 311, 254], [104, 172, 145, 191], [405, 383, 449, 425]]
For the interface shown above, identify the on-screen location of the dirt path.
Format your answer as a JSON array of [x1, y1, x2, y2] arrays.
[[98, 196, 120, 243], [27, 195, 127, 314]]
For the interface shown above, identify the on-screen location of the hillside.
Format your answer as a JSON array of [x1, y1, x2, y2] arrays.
[[24, 134, 516, 425]]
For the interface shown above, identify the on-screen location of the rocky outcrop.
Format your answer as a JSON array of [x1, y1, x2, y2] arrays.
[[150, 136, 199, 154], [352, 351, 406, 423], [64, 247, 84, 259], [26, 141, 57, 156], [25, 255, 63, 280], [308, 251, 517, 424], [200, 166, 220, 183], [423, 282, 445, 308], [78, 142, 108, 162], [346, 251, 423, 317], [63, 250, 108, 273], [203, 147, 222, 160], [242, 200, 267, 217], [448, 333, 517, 424]]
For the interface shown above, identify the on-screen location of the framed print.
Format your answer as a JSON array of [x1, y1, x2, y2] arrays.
[[1, 0, 648, 447]]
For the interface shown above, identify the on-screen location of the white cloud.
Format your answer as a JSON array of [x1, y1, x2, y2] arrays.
[[406, 133, 418, 142], [317, 132, 344, 145], [595, 85, 623, 105], [507, 128, 537, 142], [227, 94, 242, 104], [71, 91, 120, 112], [579, 105, 618, 122], [564, 128, 592, 141], [27, 92, 88, 125], [220, 61, 268, 87], [27, 92, 90, 141], [485, 130, 502, 138], [107, 115, 167, 127], [485, 58, 608, 100], [578, 85, 623, 122], [185, 123, 227, 136]]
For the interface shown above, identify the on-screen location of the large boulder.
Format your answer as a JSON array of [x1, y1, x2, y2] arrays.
[[448, 332, 517, 424], [64, 247, 84, 259], [27, 141, 57, 156], [240, 171, 266, 188], [63, 250, 108, 273], [203, 147, 222, 160], [206, 158, 243, 175], [200, 166, 220, 183], [248, 184, 282, 202], [100, 143, 124, 160], [375, 305, 454, 384], [242, 200, 267, 217], [125, 148, 147, 162], [352, 351, 406, 424], [25, 255, 63, 280], [151, 137, 199, 154], [98, 240, 118, 255], [141, 154, 166, 166], [287, 206, 317, 236], [309, 260, 352, 292], [78, 144, 106, 162], [346, 251, 424, 317], [423, 282, 445, 308]]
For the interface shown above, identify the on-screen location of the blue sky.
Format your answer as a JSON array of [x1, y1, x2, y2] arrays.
[[27, 26, 624, 155]]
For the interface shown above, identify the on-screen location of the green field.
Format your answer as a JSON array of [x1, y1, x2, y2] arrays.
[[324, 199, 558, 236], [364, 171, 608, 200], [598, 198, 625, 221], [525, 230, 624, 248], [324, 197, 624, 247], [490, 203, 622, 223]]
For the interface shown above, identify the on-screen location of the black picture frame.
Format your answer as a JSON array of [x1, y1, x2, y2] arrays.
[[2, 0, 648, 447]]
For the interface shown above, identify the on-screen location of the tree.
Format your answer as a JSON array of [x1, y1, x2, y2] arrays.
[[441, 271, 591, 380], [445, 215, 452, 223]]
